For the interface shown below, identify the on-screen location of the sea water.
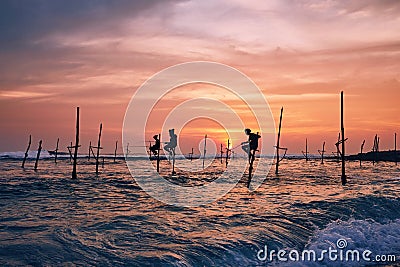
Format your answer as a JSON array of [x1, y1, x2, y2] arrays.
[[0, 156, 399, 266]]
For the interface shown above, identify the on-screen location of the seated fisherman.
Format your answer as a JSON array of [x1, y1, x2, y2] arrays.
[[149, 134, 160, 156], [164, 129, 177, 155]]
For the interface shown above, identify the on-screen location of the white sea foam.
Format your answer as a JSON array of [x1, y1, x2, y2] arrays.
[[300, 218, 400, 266]]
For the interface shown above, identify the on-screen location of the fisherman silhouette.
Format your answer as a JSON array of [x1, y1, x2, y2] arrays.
[[241, 128, 261, 162], [164, 129, 177, 155], [149, 135, 160, 156]]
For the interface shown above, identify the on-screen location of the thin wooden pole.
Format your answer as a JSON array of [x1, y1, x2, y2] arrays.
[[275, 107, 283, 175], [22, 135, 31, 168], [248, 132, 259, 188], [148, 140, 152, 155], [202, 134, 207, 169], [114, 141, 118, 163], [372, 135, 376, 165], [90, 146, 96, 159], [318, 141, 326, 164], [225, 139, 230, 167], [156, 134, 161, 173], [126, 143, 130, 158], [373, 134, 378, 165], [220, 144, 223, 164], [190, 147, 193, 161], [395, 133, 397, 166], [360, 140, 365, 167], [95, 123, 103, 175], [302, 138, 309, 161], [172, 148, 176, 175], [336, 133, 341, 162], [68, 141, 73, 163], [305, 138, 309, 161], [72, 107, 79, 179], [248, 149, 256, 188], [377, 137, 380, 152], [340, 91, 346, 185], [54, 138, 59, 164], [102, 157, 105, 168], [88, 141, 91, 161], [34, 140, 42, 171]]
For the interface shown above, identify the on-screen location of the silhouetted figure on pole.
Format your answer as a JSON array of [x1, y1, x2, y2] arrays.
[[149, 135, 160, 156], [164, 129, 177, 175], [241, 128, 260, 163], [164, 129, 177, 155]]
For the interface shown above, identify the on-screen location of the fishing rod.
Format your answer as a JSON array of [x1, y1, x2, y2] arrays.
[[231, 142, 246, 150]]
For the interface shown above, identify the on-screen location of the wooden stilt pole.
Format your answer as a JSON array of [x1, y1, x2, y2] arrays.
[[220, 144, 223, 164], [225, 139, 230, 167], [54, 138, 59, 164], [148, 140, 152, 156], [72, 107, 80, 179], [248, 150, 256, 188], [395, 133, 397, 166], [114, 141, 118, 163], [90, 145, 96, 159], [34, 140, 42, 171], [336, 133, 341, 162], [126, 143, 130, 158], [302, 138, 309, 161], [275, 107, 283, 175], [377, 136, 380, 152], [247, 132, 259, 188], [372, 135, 376, 165], [360, 140, 365, 167], [95, 123, 103, 175], [318, 141, 326, 164], [88, 141, 91, 161], [373, 134, 378, 165], [306, 138, 308, 161], [189, 147, 193, 161], [156, 134, 161, 173], [68, 141, 73, 163], [202, 134, 207, 169], [340, 91, 346, 185], [22, 135, 31, 168], [102, 157, 105, 168], [172, 148, 176, 175]]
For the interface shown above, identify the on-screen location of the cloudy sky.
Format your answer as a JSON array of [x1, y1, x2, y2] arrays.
[[0, 0, 399, 154]]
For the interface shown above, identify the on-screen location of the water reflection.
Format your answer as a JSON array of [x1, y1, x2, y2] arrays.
[[0, 158, 399, 266]]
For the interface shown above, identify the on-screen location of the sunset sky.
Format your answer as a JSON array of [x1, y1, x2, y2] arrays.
[[0, 0, 399, 155]]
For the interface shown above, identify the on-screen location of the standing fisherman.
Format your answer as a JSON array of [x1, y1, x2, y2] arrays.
[[241, 128, 261, 163]]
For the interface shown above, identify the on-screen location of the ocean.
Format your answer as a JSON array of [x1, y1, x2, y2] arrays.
[[0, 155, 399, 266]]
